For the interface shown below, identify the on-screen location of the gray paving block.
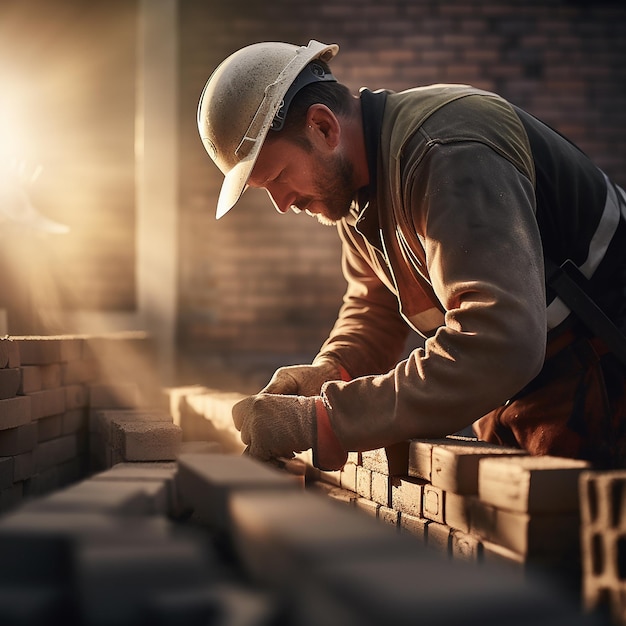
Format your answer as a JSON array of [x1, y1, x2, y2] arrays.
[[228, 488, 427, 589], [175, 452, 298, 530]]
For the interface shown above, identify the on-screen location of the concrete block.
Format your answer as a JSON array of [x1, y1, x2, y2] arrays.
[[0, 457, 14, 490], [40, 363, 62, 389], [0, 510, 174, 584], [13, 451, 34, 482], [0, 337, 20, 368], [178, 440, 222, 455], [408, 435, 478, 481], [34, 435, 78, 472], [355, 465, 372, 499], [228, 488, 424, 590], [318, 469, 341, 487], [62, 409, 88, 435], [22, 479, 165, 516], [451, 529, 482, 563], [175, 452, 298, 530], [0, 422, 37, 455], [11, 336, 82, 365], [431, 442, 526, 495], [28, 388, 66, 420], [399, 512, 429, 541], [91, 409, 173, 440], [361, 441, 410, 476], [478, 508, 581, 558], [37, 414, 64, 442], [355, 497, 379, 519], [19, 365, 43, 393], [423, 484, 445, 523], [75, 538, 216, 626], [294, 544, 585, 626], [111, 420, 182, 462], [325, 485, 357, 506], [378, 505, 400, 530], [0, 367, 20, 400], [478, 455, 590, 513], [339, 461, 357, 492], [0, 395, 32, 430], [391, 476, 427, 519], [371, 471, 392, 507], [443, 491, 471, 533], [426, 521, 451, 556]]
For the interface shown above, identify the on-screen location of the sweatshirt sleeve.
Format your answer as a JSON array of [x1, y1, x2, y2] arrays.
[[321, 139, 547, 452], [314, 221, 411, 378]]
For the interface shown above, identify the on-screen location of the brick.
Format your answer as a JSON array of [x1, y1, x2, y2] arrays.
[[325, 485, 357, 506], [318, 469, 341, 487], [355, 465, 372, 499], [111, 420, 182, 462], [400, 512, 429, 540], [28, 388, 66, 420], [443, 491, 471, 533], [361, 441, 409, 476], [0, 367, 21, 400], [11, 337, 64, 365], [0, 396, 32, 430], [62, 409, 88, 435], [478, 455, 590, 513], [451, 529, 482, 562], [378, 505, 400, 529], [0, 337, 20, 368], [0, 456, 14, 490], [431, 442, 526, 495], [0, 510, 173, 584], [339, 461, 357, 492], [23, 478, 167, 516], [40, 363, 61, 389], [228, 488, 420, 589], [371, 471, 392, 507], [355, 497, 379, 519], [175, 452, 298, 530], [422, 484, 445, 523], [65, 384, 89, 410], [91, 409, 173, 440], [37, 414, 64, 442], [0, 422, 37, 455], [75, 535, 215, 626], [34, 435, 78, 472], [61, 358, 98, 385], [0, 482, 23, 513], [391, 476, 427, 519], [19, 365, 43, 393], [13, 452, 34, 482], [408, 435, 477, 481], [427, 521, 451, 555], [480, 509, 580, 558]]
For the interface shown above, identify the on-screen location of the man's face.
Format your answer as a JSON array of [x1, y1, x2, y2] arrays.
[[248, 133, 355, 226]]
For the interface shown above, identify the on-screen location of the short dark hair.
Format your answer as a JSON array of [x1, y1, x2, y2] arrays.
[[276, 62, 353, 140]]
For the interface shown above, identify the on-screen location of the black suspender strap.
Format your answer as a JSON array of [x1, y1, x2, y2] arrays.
[[545, 257, 626, 367]]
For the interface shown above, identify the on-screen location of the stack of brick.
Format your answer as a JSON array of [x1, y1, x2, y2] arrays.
[[312, 437, 590, 587], [164, 385, 246, 455], [0, 333, 171, 514]]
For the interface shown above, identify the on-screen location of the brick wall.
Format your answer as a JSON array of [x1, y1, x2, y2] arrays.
[[177, 0, 626, 386]]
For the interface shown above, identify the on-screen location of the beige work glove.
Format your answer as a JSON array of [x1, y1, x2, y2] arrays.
[[261, 359, 348, 396], [232, 393, 348, 470]]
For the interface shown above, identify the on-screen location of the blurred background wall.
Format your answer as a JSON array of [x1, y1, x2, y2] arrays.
[[1, 0, 625, 391]]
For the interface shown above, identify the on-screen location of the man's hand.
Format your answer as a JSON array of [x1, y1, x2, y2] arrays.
[[261, 360, 346, 396], [232, 394, 316, 462]]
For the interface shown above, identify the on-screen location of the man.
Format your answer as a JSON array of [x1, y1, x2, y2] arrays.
[[197, 40, 626, 470]]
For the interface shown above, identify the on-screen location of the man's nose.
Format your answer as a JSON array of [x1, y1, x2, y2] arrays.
[[264, 188, 290, 214]]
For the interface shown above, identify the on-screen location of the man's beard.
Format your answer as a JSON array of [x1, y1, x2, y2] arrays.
[[311, 150, 356, 226]]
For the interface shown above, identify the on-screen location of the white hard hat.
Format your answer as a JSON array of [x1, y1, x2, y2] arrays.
[[197, 40, 339, 219]]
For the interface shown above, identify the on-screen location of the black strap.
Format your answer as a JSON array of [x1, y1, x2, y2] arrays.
[[546, 257, 626, 367]]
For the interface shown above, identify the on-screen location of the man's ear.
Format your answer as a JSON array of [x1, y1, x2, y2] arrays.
[[306, 104, 340, 149]]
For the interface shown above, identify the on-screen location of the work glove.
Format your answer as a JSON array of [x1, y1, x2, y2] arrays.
[[232, 393, 348, 471], [261, 359, 350, 396]]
